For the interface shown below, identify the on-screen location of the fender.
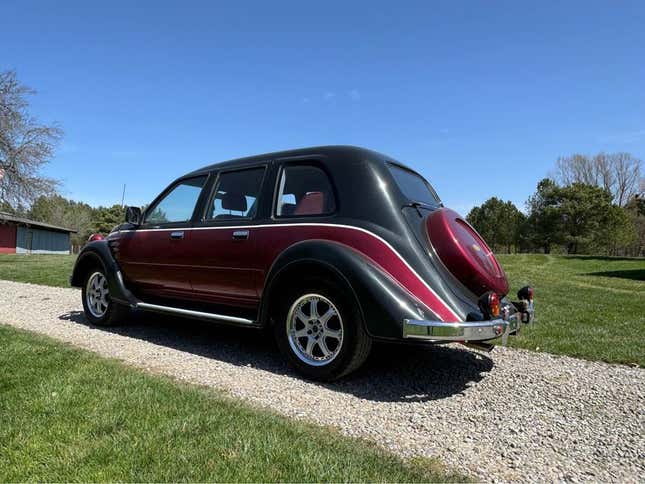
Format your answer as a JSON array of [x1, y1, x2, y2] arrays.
[[259, 240, 442, 340], [70, 240, 138, 306]]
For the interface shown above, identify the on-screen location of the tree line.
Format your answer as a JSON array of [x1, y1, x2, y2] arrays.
[[467, 153, 643, 256]]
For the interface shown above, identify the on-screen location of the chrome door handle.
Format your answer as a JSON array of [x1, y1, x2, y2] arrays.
[[232, 230, 249, 240], [170, 231, 185, 240]]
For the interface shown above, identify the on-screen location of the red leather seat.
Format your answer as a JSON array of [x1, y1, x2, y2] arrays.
[[293, 192, 324, 216]]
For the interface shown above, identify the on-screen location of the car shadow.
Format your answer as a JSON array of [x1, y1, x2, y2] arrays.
[[59, 310, 494, 403], [584, 269, 645, 281]]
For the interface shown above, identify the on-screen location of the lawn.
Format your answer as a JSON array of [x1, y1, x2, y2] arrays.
[[498, 254, 644, 367], [1, 252, 643, 366], [0, 253, 76, 287], [0, 325, 464, 482]]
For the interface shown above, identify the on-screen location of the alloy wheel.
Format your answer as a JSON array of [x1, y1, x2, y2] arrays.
[[286, 293, 344, 366], [86, 271, 110, 318]]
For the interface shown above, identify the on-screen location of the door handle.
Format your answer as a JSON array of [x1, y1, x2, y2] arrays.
[[232, 230, 249, 240], [170, 231, 185, 240]]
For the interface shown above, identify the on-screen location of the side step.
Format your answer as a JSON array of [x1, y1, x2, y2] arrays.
[[135, 302, 256, 326]]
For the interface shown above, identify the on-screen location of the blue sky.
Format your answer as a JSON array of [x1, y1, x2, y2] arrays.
[[3, 0, 644, 214]]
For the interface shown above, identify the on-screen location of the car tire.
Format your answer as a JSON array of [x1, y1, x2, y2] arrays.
[[81, 267, 129, 326], [274, 276, 372, 381]]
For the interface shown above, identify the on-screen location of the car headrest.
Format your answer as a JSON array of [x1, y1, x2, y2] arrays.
[[293, 192, 324, 216], [221, 192, 247, 212]]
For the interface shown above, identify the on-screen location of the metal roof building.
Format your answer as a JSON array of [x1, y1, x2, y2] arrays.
[[0, 212, 76, 255]]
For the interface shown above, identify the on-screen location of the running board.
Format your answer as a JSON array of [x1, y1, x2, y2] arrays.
[[135, 302, 256, 325]]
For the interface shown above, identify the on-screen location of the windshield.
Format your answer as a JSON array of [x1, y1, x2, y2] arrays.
[[388, 164, 441, 207]]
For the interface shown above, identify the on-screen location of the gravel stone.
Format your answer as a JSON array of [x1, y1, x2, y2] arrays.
[[1, 279, 643, 482]]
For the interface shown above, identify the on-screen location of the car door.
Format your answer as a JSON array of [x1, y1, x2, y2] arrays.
[[117, 175, 209, 299], [187, 166, 267, 307]]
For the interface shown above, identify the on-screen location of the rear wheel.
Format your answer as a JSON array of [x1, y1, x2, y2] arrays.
[[81, 268, 129, 326], [274, 277, 371, 381]]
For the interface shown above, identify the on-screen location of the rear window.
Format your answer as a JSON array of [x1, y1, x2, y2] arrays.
[[275, 165, 336, 217], [388, 164, 441, 207]]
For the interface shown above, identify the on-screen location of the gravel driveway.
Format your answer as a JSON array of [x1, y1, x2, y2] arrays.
[[1, 279, 643, 482]]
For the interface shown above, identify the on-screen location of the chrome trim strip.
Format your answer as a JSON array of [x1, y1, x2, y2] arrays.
[[403, 315, 520, 342], [136, 302, 255, 325], [116, 222, 462, 321]]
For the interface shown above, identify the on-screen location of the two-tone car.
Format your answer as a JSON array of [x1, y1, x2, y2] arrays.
[[71, 146, 534, 380]]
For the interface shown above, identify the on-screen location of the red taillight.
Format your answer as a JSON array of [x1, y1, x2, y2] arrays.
[[489, 292, 500, 317], [88, 233, 105, 242], [478, 291, 500, 319]]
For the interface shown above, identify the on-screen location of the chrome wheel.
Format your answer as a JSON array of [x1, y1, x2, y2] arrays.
[[286, 293, 344, 366], [86, 271, 110, 318]]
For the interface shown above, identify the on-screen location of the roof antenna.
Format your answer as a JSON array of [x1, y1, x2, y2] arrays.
[[121, 184, 126, 207]]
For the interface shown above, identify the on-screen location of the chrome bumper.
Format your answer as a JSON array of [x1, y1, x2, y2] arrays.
[[403, 300, 533, 344]]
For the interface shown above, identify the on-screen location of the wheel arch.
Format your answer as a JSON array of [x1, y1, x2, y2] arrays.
[[71, 250, 106, 287], [258, 240, 436, 339], [70, 240, 137, 306], [260, 256, 363, 327]]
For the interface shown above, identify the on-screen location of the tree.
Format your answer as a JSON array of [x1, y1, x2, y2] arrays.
[[557, 183, 614, 254], [28, 195, 94, 246], [612, 153, 643, 207], [92, 205, 125, 234], [554, 152, 642, 206], [0, 71, 62, 207], [466, 197, 524, 253], [596, 203, 636, 256], [525, 178, 562, 254], [0, 200, 27, 216], [624, 195, 645, 256], [524, 178, 636, 255]]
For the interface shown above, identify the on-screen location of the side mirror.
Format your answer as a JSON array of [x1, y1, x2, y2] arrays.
[[125, 206, 142, 225]]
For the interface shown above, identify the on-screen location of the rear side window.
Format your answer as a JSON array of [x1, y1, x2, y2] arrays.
[[388, 164, 441, 207], [145, 176, 207, 224], [206, 167, 265, 220], [275, 165, 336, 217]]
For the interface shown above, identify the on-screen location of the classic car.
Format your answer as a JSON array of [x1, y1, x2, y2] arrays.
[[71, 146, 534, 380]]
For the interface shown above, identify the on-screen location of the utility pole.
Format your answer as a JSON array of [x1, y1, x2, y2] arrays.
[[121, 184, 126, 207]]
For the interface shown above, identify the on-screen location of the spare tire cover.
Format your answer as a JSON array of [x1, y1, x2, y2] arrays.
[[426, 208, 509, 297]]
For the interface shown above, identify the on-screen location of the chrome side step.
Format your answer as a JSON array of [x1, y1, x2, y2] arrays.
[[136, 302, 256, 325]]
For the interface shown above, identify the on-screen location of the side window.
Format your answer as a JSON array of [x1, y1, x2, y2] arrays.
[[206, 167, 265, 220], [144, 176, 207, 225], [276, 165, 336, 217]]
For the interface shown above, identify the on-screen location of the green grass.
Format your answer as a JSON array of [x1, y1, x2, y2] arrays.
[[0, 253, 76, 287], [0, 325, 465, 482], [498, 254, 645, 367]]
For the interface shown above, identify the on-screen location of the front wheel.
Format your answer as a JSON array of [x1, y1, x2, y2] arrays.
[[274, 278, 372, 381], [81, 269, 129, 326]]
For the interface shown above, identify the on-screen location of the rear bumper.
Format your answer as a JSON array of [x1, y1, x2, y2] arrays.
[[403, 300, 534, 343]]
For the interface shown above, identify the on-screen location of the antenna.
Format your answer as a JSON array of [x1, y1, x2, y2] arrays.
[[121, 184, 126, 207]]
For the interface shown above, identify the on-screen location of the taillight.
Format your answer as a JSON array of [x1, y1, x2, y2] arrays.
[[517, 286, 534, 301], [88, 233, 105, 242], [478, 291, 500, 319]]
